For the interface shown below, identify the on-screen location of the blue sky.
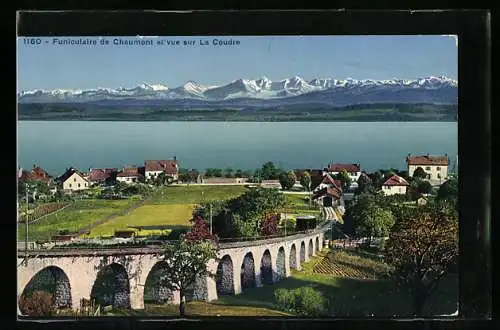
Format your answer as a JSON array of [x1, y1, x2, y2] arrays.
[[17, 35, 457, 91]]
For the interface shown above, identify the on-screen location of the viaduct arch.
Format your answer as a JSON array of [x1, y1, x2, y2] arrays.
[[18, 229, 326, 314]]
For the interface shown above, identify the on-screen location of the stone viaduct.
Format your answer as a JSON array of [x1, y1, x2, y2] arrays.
[[17, 229, 326, 314]]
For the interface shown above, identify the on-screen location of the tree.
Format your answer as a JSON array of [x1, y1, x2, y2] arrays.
[[436, 177, 458, 210], [417, 180, 433, 195], [334, 169, 352, 191], [300, 171, 312, 191], [185, 216, 218, 244], [234, 169, 243, 178], [157, 237, 219, 317], [279, 170, 296, 191], [368, 171, 384, 190], [344, 193, 395, 245], [204, 168, 215, 177], [385, 203, 458, 316], [261, 161, 280, 180], [151, 172, 168, 186], [241, 170, 252, 178], [260, 212, 279, 236], [224, 168, 234, 178], [413, 167, 429, 179], [213, 168, 223, 178]]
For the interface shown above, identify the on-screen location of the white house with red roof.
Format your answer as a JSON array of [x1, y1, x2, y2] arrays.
[[56, 167, 89, 192], [406, 153, 449, 183], [117, 166, 144, 184], [381, 174, 409, 196], [87, 168, 118, 186], [144, 158, 179, 181], [326, 163, 361, 189], [313, 173, 343, 193]]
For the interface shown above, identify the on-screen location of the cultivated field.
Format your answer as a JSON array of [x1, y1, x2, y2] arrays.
[[17, 199, 137, 241], [88, 203, 195, 237], [313, 250, 391, 280], [149, 185, 246, 204]]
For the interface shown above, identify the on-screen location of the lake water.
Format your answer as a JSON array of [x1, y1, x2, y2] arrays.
[[17, 121, 458, 176]]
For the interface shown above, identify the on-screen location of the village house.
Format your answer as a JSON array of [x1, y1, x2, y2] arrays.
[[313, 173, 342, 193], [86, 168, 118, 186], [381, 174, 409, 196], [407, 153, 449, 183], [18, 164, 53, 184], [312, 185, 342, 207], [293, 169, 324, 190], [116, 166, 144, 184], [56, 167, 89, 192], [325, 163, 361, 189], [144, 158, 179, 181]]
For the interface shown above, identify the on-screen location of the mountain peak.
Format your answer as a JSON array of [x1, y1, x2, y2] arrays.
[[18, 75, 458, 103]]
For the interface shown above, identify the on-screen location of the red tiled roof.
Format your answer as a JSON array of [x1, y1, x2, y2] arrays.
[[31, 166, 51, 181], [18, 170, 32, 182], [320, 174, 342, 191], [88, 168, 117, 182], [383, 175, 409, 186], [407, 155, 449, 166], [18, 166, 51, 182], [145, 160, 178, 174], [313, 186, 342, 200], [328, 163, 361, 173], [117, 167, 140, 177]]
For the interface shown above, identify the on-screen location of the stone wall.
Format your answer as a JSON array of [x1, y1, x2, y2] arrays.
[[90, 263, 130, 309], [216, 255, 234, 295], [276, 248, 286, 280], [260, 250, 273, 285], [240, 253, 256, 290], [21, 266, 72, 309], [289, 245, 297, 269], [300, 242, 306, 262]]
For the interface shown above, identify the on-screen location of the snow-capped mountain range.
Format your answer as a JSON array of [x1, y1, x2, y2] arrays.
[[18, 76, 457, 104]]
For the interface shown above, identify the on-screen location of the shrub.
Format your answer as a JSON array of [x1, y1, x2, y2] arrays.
[[274, 288, 296, 310], [294, 286, 328, 316], [274, 287, 328, 316], [19, 291, 54, 316]]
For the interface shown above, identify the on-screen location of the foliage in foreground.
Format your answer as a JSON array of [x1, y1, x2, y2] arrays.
[[19, 291, 54, 316], [385, 203, 458, 316], [274, 287, 328, 316], [157, 235, 219, 317]]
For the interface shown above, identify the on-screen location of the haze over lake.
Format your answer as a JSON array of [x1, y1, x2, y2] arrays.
[[17, 121, 457, 176]]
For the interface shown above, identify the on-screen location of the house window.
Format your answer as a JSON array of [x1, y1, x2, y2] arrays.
[[425, 167, 431, 170], [85, 183, 87, 186], [78, 183, 81, 188], [69, 184, 72, 188], [74, 178, 77, 182], [437, 167, 441, 171], [438, 173, 441, 179]]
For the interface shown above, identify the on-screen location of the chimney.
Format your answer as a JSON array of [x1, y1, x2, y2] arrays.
[[33, 164, 36, 169], [173, 156, 177, 161]]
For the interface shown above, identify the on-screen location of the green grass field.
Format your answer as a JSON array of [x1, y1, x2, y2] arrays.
[[88, 203, 195, 237], [149, 185, 246, 204], [215, 249, 458, 317], [17, 199, 137, 242]]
